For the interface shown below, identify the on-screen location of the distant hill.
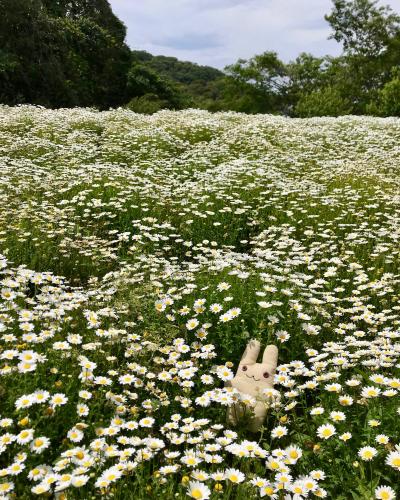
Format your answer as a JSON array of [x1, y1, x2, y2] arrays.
[[132, 51, 223, 83], [130, 51, 225, 110]]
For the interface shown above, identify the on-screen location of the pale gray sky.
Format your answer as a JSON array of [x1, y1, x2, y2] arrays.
[[109, 0, 400, 69]]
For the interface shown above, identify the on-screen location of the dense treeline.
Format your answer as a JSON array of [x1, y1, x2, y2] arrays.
[[1, 0, 400, 115], [203, 0, 400, 116], [0, 0, 131, 108]]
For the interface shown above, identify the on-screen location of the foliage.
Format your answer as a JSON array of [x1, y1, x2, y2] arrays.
[[132, 52, 223, 86], [41, 0, 128, 42], [126, 63, 190, 112], [220, 0, 400, 116], [219, 0, 400, 116], [369, 69, 400, 115], [295, 86, 352, 117], [320, 0, 400, 114], [3, 0, 400, 115], [126, 94, 171, 114], [0, 0, 130, 108], [221, 52, 287, 114], [325, 0, 400, 56], [284, 53, 331, 114], [130, 51, 225, 110]]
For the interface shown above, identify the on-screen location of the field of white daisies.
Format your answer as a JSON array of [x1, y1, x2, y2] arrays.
[[0, 105, 400, 500]]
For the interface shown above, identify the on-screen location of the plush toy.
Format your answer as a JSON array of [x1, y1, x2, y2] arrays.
[[227, 339, 278, 432]]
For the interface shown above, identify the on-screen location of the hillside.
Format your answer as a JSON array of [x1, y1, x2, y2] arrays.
[[130, 50, 225, 109]]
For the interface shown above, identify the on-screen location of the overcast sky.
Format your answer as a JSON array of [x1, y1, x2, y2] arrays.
[[109, 0, 400, 69]]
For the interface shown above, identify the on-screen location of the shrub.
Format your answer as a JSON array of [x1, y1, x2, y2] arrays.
[[295, 86, 352, 117]]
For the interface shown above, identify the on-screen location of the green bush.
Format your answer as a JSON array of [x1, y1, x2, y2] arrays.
[[126, 93, 169, 114], [370, 75, 400, 116], [295, 86, 353, 117]]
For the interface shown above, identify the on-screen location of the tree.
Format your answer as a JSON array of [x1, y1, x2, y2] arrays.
[[295, 86, 352, 117], [222, 51, 287, 113], [369, 68, 400, 115], [0, 0, 67, 106], [287, 54, 327, 93], [61, 17, 131, 108], [325, 0, 400, 57], [225, 52, 286, 95], [0, 0, 130, 108], [42, 0, 127, 42], [285, 53, 330, 113], [126, 63, 189, 112], [322, 1, 400, 114]]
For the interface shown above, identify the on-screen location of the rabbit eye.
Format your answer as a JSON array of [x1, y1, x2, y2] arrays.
[[242, 366, 247, 372], [263, 372, 270, 378]]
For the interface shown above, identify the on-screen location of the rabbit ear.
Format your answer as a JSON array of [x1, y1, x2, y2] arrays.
[[240, 339, 261, 364], [262, 344, 278, 367]]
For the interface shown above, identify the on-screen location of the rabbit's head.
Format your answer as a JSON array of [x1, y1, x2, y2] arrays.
[[233, 339, 278, 394]]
